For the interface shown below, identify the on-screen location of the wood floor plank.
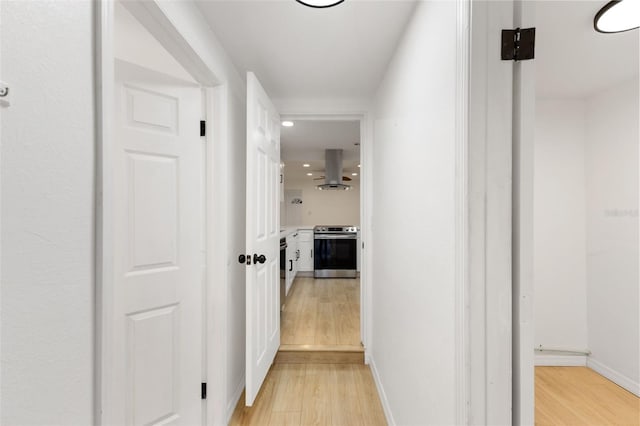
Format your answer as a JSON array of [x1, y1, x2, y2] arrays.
[[271, 364, 306, 412], [267, 411, 302, 426], [330, 364, 365, 426], [352, 364, 387, 426], [300, 364, 333, 426], [315, 301, 337, 345], [335, 302, 359, 345], [230, 368, 280, 426]]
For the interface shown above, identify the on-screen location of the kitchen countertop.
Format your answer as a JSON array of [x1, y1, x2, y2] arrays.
[[279, 226, 313, 239]]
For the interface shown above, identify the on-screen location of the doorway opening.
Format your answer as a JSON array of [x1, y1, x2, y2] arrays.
[[278, 119, 363, 353], [527, 0, 639, 422]]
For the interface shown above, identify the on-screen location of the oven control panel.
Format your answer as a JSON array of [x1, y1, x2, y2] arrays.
[[314, 226, 358, 234]]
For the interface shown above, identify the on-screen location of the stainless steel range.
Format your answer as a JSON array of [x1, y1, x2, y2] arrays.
[[313, 225, 358, 278]]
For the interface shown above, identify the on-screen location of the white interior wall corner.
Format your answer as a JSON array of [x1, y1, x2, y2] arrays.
[[584, 76, 639, 389]]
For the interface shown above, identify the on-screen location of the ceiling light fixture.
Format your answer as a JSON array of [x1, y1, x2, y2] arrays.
[[357, 164, 361, 168], [594, 0, 640, 33], [307, 173, 313, 176], [295, 0, 345, 8], [282, 121, 294, 127], [303, 164, 310, 168], [352, 173, 358, 176]]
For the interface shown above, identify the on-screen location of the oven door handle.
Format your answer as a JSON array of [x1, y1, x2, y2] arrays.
[[314, 234, 357, 240]]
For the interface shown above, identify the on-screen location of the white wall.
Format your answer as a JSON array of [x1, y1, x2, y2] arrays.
[[0, 2, 95, 424], [283, 177, 360, 226], [114, 2, 194, 83], [533, 100, 589, 352], [371, 2, 458, 424], [532, 76, 639, 392], [585, 77, 639, 392]]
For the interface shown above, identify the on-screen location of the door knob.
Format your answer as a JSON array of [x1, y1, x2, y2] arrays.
[[253, 254, 266, 264]]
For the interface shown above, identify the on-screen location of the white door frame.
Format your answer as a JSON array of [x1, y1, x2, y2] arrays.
[[512, 2, 536, 425], [468, 1, 514, 422], [96, 1, 226, 424], [278, 111, 373, 356], [468, 0, 535, 423]]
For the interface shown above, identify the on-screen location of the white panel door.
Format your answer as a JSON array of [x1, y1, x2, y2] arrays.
[[245, 72, 281, 406], [110, 61, 203, 425]]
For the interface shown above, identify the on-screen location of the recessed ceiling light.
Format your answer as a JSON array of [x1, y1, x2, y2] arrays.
[[282, 121, 294, 127], [352, 173, 358, 176], [307, 173, 313, 176], [295, 0, 345, 8], [303, 164, 310, 168], [594, 0, 640, 33], [357, 164, 361, 168]]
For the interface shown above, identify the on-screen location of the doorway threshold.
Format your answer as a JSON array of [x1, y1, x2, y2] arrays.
[[275, 344, 364, 364]]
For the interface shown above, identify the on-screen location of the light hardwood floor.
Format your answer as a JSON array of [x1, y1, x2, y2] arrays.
[[536, 367, 640, 425], [281, 277, 360, 346], [229, 363, 387, 426]]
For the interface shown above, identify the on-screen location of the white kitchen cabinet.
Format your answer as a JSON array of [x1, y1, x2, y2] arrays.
[[279, 162, 285, 203], [297, 230, 314, 272], [285, 232, 298, 295]]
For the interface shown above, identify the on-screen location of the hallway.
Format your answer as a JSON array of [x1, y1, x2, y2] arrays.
[[229, 277, 379, 425]]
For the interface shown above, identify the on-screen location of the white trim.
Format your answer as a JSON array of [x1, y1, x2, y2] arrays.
[[206, 85, 229, 426], [454, 0, 471, 424], [368, 358, 396, 426], [95, 2, 115, 423], [0, 1, 3, 420], [360, 112, 374, 360], [512, 1, 536, 424], [535, 355, 587, 367], [226, 375, 245, 425], [587, 358, 640, 396], [121, 1, 220, 87], [468, 2, 514, 424]]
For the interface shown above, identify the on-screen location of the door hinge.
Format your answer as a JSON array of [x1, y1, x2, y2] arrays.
[[501, 27, 535, 61], [200, 120, 206, 137], [201, 383, 207, 400]]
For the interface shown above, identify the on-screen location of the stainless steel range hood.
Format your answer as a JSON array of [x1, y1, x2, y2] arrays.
[[317, 149, 351, 191]]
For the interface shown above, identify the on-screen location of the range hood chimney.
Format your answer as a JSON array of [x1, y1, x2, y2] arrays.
[[317, 149, 350, 191]]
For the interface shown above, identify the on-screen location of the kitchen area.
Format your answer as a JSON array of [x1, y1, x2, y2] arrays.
[[278, 120, 362, 347]]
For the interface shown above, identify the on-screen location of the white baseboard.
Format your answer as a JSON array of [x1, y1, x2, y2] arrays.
[[368, 356, 396, 426], [225, 375, 245, 425], [535, 354, 587, 366], [587, 358, 640, 397]]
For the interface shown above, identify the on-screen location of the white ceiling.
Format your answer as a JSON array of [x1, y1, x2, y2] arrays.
[[536, 1, 639, 99], [281, 120, 360, 180], [195, 0, 417, 100]]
